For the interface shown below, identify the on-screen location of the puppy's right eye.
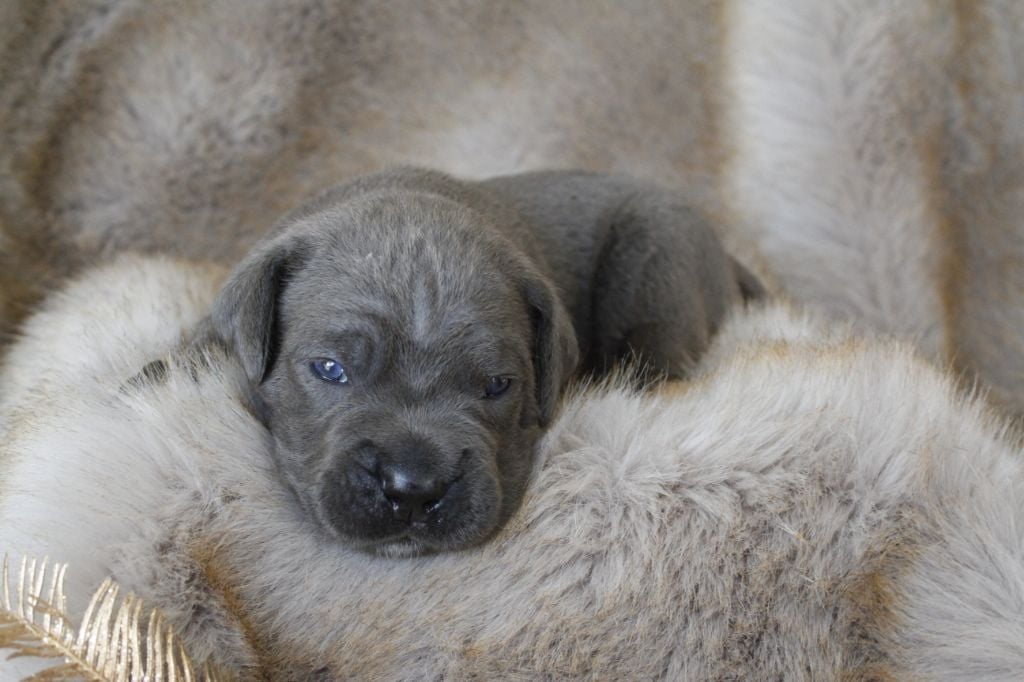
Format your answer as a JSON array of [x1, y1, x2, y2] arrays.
[[310, 358, 349, 384], [484, 375, 512, 398]]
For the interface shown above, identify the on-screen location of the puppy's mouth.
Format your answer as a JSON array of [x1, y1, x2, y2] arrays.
[[356, 535, 442, 559], [371, 538, 426, 559], [310, 462, 500, 555]]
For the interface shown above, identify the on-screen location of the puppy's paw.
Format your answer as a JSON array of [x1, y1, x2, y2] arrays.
[[121, 320, 227, 391]]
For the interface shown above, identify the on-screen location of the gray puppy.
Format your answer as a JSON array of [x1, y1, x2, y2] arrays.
[[206, 168, 761, 556]]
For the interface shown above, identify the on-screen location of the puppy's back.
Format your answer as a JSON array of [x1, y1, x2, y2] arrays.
[[480, 170, 759, 378]]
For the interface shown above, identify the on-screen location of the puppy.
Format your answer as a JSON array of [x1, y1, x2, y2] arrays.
[[204, 168, 761, 556]]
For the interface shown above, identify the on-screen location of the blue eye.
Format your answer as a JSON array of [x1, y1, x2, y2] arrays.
[[310, 358, 349, 384], [484, 376, 511, 398]]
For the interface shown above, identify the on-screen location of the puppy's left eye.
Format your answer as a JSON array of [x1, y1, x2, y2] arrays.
[[484, 376, 512, 398], [310, 358, 349, 384]]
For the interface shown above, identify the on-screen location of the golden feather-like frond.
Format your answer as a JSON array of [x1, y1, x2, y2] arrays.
[[0, 554, 231, 681]]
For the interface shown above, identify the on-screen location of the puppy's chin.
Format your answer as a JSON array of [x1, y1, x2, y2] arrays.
[[363, 518, 504, 557], [366, 535, 465, 559], [327, 511, 502, 557], [321, 523, 494, 558], [371, 538, 430, 559]]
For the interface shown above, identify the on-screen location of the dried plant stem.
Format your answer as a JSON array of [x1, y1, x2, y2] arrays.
[[0, 554, 228, 682]]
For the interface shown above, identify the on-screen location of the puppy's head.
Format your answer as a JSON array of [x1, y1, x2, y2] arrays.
[[213, 181, 577, 555]]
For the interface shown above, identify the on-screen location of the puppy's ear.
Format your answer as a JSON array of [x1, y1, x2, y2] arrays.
[[520, 269, 579, 426], [731, 257, 767, 303], [212, 237, 305, 383]]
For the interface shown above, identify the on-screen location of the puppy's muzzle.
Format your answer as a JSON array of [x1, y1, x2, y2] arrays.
[[352, 438, 460, 525]]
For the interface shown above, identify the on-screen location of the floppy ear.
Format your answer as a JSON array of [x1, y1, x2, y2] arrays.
[[520, 269, 580, 426], [212, 238, 305, 384]]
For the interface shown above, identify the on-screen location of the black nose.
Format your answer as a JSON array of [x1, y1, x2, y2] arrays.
[[379, 465, 451, 523]]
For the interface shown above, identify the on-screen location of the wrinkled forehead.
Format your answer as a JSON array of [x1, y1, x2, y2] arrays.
[[291, 189, 493, 255], [280, 194, 530, 351], [285, 265, 527, 346]]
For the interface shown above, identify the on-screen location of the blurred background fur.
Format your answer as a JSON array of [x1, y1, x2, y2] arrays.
[[3, 1, 1023, 417]]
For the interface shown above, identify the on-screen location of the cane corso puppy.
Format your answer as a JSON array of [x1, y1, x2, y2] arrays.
[[206, 168, 762, 556]]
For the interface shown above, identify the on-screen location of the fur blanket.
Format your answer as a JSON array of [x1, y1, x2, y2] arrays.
[[3, 1, 1024, 679], [1, 256, 1023, 679], [2, 0, 1024, 416]]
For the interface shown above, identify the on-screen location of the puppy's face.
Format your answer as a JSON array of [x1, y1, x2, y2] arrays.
[[214, 186, 577, 555]]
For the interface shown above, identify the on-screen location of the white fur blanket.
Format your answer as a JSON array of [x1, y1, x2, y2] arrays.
[[1, 257, 1023, 679]]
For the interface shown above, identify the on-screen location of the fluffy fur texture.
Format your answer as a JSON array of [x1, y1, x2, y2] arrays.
[[2, 257, 1023, 680], [3, 1, 1024, 417], [722, 0, 1024, 416], [4, 2, 1024, 680]]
